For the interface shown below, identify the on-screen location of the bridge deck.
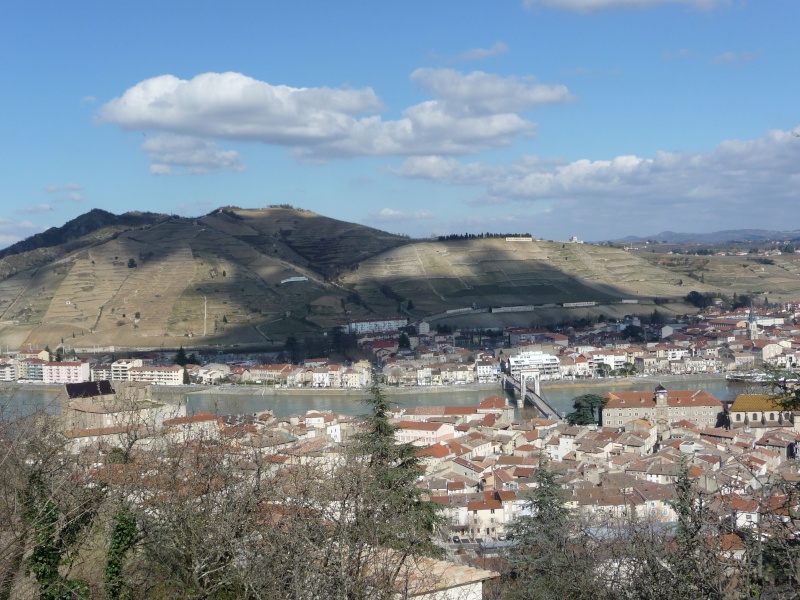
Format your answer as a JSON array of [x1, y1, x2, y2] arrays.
[[503, 375, 562, 420]]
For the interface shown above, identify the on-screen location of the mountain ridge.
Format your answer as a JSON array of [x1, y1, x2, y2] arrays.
[[616, 228, 800, 244], [1, 208, 800, 353]]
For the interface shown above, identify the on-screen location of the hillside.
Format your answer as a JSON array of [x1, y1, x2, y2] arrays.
[[0, 207, 409, 352], [1, 208, 800, 353]]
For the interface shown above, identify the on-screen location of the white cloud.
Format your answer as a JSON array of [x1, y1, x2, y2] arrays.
[[393, 127, 800, 236], [44, 183, 82, 194], [453, 42, 510, 62], [15, 203, 55, 215], [43, 184, 86, 204], [369, 208, 406, 222], [142, 134, 245, 175], [98, 72, 383, 144], [410, 68, 574, 114], [0, 217, 45, 249], [710, 50, 760, 65], [367, 207, 436, 223], [99, 70, 572, 164], [392, 155, 497, 184], [523, 0, 723, 12], [175, 200, 213, 216]]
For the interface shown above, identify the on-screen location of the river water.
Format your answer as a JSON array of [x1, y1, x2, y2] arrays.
[[171, 375, 754, 420], [0, 376, 762, 422]]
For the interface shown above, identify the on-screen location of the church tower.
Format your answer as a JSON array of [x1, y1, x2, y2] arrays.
[[747, 302, 759, 341]]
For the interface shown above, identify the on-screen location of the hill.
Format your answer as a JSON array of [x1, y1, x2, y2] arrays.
[[617, 228, 800, 245], [0, 207, 409, 352], [2, 208, 800, 353]]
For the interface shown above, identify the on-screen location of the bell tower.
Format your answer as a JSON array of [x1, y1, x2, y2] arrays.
[[747, 302, 759, 341]]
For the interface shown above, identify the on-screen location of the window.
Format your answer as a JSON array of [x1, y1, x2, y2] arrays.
[[736, 414, 742, 421]]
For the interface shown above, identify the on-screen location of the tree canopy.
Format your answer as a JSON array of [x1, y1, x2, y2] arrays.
[[566, 393, 607, 426]]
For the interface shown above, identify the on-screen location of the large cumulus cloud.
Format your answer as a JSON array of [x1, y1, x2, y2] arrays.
[[394, 128, 800, 237], [98, 70, 573, 166]]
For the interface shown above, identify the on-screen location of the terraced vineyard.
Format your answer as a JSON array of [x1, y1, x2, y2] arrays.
[[338, 239, 709, 316], [3, 207, 800, 352], [0, 208, 408, 351], [638, 252, 800, 301]]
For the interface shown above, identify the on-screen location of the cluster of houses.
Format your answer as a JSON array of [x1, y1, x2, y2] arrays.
[[6, 302, 800, 391], [55, 379, 500, 597], [409, 386, 800, 545], [371, 304, 800, 385], [57, 372, 800, 559]]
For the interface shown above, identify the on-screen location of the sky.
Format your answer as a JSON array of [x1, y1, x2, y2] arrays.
[[2, 1, 799, 248]]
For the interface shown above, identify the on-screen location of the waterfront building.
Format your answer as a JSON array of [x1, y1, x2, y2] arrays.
[[128, 365, 184, 386], [0, 358, 17, 381], [43, 360, 90, 384], [602, 384, 723, 432], [111, 358, 143, 381], [18, 358, 46, 381], [505, 351, 561, 380]]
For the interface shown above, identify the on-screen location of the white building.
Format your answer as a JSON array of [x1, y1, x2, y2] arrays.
[[43, 360, 90, 384], [347, 317, 408, 335], [0, 358, 17, 381], [18, 358, 46, 381], [111, 359, 143, 381], [506, 351, 561, 380], [475, 360, 500, 383], [128, 365, 185, 386]]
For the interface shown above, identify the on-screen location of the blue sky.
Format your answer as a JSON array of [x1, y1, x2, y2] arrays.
[[2, 0, 799, 248]]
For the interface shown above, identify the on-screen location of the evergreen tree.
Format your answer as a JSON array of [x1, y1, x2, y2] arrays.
[[504, 464, 602, 599], [173, 346, 188, 366], [398, 333, 410, 350], [352, 381, 442, 555], [566, 393, 607, 426]]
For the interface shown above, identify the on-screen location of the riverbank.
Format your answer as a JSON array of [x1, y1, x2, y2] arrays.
[[539, 373, 734, 391], [0, 374, 742, 399]]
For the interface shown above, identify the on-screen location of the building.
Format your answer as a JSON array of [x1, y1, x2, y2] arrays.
[[91, 363, 113, 382], [505, 351, 561, 380], [111, 358, 143, 381], [729, 394, 798, 432], [0, 358, 17, 381], [347, 317, 408, 335], [42, 360, 90, 384], [602, 384, 723, 432], [128, 365, 185, 386], [17, 348, 50, 361], [395, 421, 455, 446], [18, 358, 46, 381]]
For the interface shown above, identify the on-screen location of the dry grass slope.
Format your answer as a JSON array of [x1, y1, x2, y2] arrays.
[[4, 209, 800, 352]]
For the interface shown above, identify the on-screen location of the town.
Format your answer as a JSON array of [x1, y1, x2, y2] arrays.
[[4, 297, 800, 596], [5, 299, 800, 388]]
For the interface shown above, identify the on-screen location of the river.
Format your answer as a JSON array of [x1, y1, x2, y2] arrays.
[[0, 376, 765, 422], [187, 375, 768, 420]]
